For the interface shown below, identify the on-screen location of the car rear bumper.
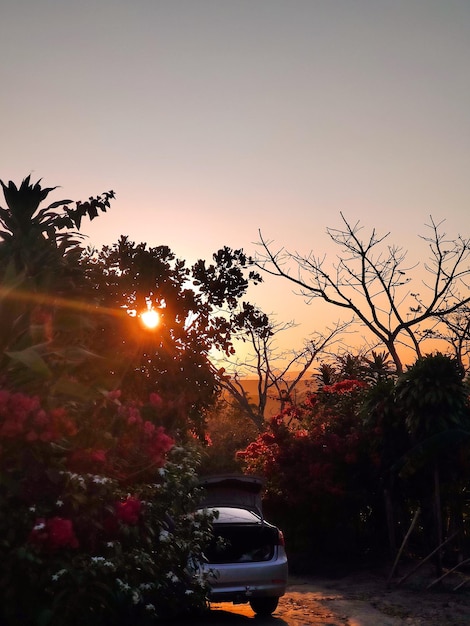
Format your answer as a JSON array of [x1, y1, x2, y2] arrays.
[[204, 553, 288, 604]]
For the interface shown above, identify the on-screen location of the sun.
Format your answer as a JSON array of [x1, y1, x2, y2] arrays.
[[140, 308, 160, 329]]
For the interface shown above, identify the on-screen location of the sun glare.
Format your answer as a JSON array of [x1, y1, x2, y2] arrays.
[[140, 308, 160, 329]]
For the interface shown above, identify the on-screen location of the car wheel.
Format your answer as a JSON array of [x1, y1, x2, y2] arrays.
[[249, 597, 279, 616]]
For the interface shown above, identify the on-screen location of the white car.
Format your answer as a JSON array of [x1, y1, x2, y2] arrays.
[[198, 475, 288, 616]]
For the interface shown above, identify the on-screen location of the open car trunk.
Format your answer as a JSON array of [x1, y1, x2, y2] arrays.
[[204, 518, 279, 563], [198, 474, 264, 516], [199, 475, 279, 564]]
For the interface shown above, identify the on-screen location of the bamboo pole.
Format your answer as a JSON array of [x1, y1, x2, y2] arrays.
[[396, 531, 460, 586], [426, 557, 470, 590], [387, 508, 420, 587]]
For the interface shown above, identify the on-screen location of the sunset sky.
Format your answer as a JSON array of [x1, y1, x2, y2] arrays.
[[2, 0, 469, 359]]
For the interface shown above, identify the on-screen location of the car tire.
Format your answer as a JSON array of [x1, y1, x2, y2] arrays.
[[249, 597, 279, 616]]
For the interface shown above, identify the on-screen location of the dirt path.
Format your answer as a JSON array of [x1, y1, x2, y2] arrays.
[[181, 567, 470, 625]]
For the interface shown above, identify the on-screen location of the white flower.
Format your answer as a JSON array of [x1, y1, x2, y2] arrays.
[[33, 522, 45, 531], [185, 589, 194, 595], [29, 506, 36, 513], [145, 604, 156, 612], [106, 541, 114, 548], [116, 579, 130, 591], [91, 556, 105, 563], [132, 590, 141, 605], [92, 475, 109, 484], [51, 569, 67, 582], [56, 499, 64, 507], [159, 530, 170, 542]]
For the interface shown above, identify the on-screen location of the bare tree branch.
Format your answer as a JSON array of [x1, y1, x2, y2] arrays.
[[256, 216, 470, 374], [213, 314, 349, 430]]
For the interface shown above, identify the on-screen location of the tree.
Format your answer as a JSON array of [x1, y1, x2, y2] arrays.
[[79, 240, 262, 435], [0, 176, 115, 396], [198, 397, 260, 475], [0, 175, 114, 292], [0, 177, 270, 437], [418, 304, 470, 372], [256, 215, 470, 374], [394, 353, 470, 572], [212, 302, 348, 430]]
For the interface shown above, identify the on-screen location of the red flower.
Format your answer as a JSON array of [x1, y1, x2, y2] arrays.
[[68, 448, 107, 472], [90, 449, 107, 463], [116, 497, 142, 525], [28, 517, 79, 551]]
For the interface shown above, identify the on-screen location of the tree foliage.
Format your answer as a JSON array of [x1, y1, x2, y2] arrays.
[[0, 177, 115, 397], [79, 239, 262, 435]]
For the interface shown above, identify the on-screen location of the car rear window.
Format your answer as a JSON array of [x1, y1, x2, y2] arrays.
[[205, 506, 262, 524]]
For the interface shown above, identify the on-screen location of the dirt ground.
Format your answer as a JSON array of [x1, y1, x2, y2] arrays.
[[184, 563, 470, 625], [279, 565, 470, 625]]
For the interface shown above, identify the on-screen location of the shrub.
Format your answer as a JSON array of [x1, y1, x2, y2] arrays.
[[0, 389, 214, 625]]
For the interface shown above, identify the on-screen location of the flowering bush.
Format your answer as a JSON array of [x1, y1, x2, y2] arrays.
[[238, 379, 382, 561], [0, 389, 214, 625]]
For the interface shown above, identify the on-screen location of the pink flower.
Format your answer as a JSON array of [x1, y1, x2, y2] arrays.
[[149, 393, 163, 407], [143, 420, 155, 435], [146, 427, 174, 466], [127, 407, 142, 425]]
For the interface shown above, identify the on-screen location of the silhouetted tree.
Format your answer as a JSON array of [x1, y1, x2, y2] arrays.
[[79, 239, 263, 435], [256, 215, 470, 374], [394, 353, 470, 572], [213, 303, 348, 430], [0, 176, 114, 394]]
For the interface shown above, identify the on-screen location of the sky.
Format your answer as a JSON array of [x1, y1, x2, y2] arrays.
[[1, 0, 470, 360]]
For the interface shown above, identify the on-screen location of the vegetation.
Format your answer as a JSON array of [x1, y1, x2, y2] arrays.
[[238, 352, 470, 572], [2, 174, 470, 623], [0, 177, 222, 624], [77, 239, 261, 436]]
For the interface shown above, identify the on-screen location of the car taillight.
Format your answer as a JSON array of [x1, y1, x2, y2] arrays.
[[277, 530, 285, 546]]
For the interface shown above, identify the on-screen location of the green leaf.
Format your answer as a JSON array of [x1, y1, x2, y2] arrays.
[[51, 377, 97, 401], [5, 346, 52, 377]]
